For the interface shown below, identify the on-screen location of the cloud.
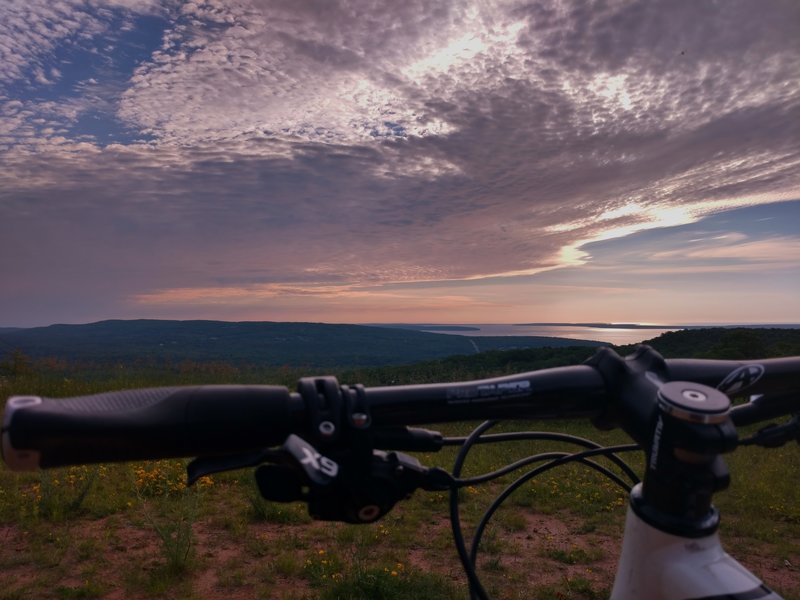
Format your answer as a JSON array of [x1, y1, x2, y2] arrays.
[[1, 0, 799, 325], [0, 0, 165, 86], [115, 1, 468, 151]]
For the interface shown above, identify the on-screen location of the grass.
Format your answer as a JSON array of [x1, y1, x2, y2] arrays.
[[318, 565, 461, 599], [140, 491, 199, 575], [1, 353, 799, 599], [534, 576, 608, 600], [541, 546, 605, 565], [1, 416, 798, 599]]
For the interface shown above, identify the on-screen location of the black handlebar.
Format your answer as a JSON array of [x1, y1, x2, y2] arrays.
[[2, 366, 607, 470], [363, 365, 607, 425], [2, 386, 301, 469], [3, 348, 799, 471]]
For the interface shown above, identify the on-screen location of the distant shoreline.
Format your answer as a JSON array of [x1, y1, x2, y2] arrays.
[[370, 324, 481, 332], [374, 322, 800, 331], [4, 320, 799, 332], [514, 322, 674, 330], [513, 323, 800, 330], [372, 322, 800, 344]]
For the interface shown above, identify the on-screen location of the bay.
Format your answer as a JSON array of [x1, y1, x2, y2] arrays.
[[415, 324, 681, 345]]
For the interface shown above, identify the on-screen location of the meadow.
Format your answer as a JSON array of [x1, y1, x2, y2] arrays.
[[1, 331, 798, 599]]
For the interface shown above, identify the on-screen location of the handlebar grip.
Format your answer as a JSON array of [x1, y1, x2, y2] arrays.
[[2, 385, 297, 470]]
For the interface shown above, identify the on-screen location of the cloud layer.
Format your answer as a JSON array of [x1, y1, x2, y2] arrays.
[[1, 0, 799, 325]]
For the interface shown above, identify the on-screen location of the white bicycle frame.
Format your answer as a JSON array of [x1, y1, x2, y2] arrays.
[[612, 484, 782, 600]]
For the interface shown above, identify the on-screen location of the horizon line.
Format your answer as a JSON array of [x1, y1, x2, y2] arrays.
[[2, 318, 800, 330]]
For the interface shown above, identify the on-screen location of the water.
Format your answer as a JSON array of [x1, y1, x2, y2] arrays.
[[416, 324, 681, 345]]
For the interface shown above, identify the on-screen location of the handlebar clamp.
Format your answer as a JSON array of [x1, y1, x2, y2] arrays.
[[297, 377, 346, 443]]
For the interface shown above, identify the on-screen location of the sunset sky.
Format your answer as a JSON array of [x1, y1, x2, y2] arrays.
[[1, 0, 799, 327]]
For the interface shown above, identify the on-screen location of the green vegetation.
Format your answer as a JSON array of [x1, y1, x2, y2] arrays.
[[0, 327, 798, 599], [621, 327, 800, 359], [0, 319, 602, 368]]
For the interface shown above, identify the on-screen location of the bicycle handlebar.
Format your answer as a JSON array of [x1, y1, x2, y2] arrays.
[[3, 348, 800, 471], [2, 386, 301, 469], [2, 366, 606, 469]]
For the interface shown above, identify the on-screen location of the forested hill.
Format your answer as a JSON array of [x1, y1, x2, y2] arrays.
[[0, 324, 797, 386], [620, 327, 800, 359], [0, 320, 603, 368]]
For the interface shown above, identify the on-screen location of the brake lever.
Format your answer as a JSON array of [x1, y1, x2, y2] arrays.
[[186, 434, 343, 486], [187, 449, 280, 485], [740, 414, 800, 448]]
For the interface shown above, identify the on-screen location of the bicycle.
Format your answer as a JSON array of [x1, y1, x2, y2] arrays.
[[3, 345, 799, 599]]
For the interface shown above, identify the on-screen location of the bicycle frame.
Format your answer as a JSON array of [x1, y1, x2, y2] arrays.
[[603, 351, 789, 600], [613, 486, 782, 600]]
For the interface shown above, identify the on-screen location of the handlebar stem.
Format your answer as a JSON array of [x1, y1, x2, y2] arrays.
[[587, 346, 740, 537]]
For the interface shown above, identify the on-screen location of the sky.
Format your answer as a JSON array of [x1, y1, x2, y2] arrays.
[[1, 0, 799, 328]]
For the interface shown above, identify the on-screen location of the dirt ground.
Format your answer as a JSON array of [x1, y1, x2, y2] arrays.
[[2, 509, 797, 599]]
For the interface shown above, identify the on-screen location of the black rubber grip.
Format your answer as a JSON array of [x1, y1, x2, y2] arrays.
[[2, 385, 297, 470]]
